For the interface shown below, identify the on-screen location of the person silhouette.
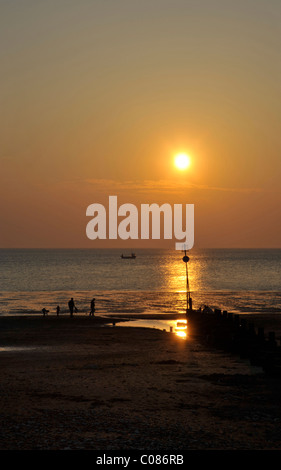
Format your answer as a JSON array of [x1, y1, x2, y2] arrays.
[[68, 298, 76, 316], [56, 305, 60, 316], [42, 308, 49, 316], [90, 298, 96, 316]]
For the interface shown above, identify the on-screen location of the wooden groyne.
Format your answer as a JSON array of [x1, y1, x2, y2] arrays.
[[187, 308, 281, 377]]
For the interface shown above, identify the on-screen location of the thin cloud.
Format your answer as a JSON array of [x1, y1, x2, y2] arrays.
[[84, 178, 264, 194]]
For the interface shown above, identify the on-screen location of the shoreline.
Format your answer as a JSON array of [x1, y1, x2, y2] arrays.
[[2, 310, 281, 333]]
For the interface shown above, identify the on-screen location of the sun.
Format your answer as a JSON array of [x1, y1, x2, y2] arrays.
[[174, 153, 191, 170]]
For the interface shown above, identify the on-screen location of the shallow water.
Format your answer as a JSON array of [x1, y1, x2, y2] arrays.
[[0, 248, 280, 316], [0, 346, 38, 352], [117, 318, 188, 339]]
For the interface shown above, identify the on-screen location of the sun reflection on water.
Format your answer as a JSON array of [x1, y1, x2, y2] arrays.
[[117, 318, 188, 339], [174, 319, 188, 339], [160, 252, 201, 314], [165, 254, 200, 292]]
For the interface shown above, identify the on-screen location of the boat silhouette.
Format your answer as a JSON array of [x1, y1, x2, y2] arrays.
[[121, 253, 136, 259]]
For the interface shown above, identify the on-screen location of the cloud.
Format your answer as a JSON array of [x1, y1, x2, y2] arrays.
[[84, 178, 264, 194]]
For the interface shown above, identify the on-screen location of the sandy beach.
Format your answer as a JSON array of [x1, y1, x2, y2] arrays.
[[1, 314, 281, 451]]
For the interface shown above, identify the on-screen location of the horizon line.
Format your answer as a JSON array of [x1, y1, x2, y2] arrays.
[[1, 247, 281, 250]]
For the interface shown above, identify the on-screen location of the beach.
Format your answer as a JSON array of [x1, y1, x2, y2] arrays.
[[2, 0, 281, 454], [1, 314, 281, 450]]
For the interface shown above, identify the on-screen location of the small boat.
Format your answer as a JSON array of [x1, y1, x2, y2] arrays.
[[121, 253, 136, 259]]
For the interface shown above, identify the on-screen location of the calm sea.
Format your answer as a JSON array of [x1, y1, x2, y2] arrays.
[[0, 248, 280, 317]]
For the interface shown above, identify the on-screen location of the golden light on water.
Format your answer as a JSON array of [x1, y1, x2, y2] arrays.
[[176, 330, 187, 339], [161, 253, 202, 322], [174, 153, 191, 170], [175, 319, 188, 339], [164, 255, 200, 294]]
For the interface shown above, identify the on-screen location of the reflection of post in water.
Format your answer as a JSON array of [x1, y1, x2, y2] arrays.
[[182, 249, 192, 315]]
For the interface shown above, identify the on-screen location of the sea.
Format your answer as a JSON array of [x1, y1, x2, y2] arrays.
[[0, 248, 280, 318]]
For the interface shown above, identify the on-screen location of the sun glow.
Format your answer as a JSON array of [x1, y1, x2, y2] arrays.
[[174, 153, 191, 170]]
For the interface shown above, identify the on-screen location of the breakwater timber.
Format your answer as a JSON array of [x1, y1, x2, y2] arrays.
[[187, 308, 281, 377]]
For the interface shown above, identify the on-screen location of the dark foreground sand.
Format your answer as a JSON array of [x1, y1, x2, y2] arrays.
[[1, 315, 281, 450]]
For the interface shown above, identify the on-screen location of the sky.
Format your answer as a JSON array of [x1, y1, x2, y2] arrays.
[[1, 0, 281, 248]]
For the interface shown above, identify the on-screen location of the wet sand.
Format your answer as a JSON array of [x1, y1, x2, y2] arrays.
[[1, 315, 281, 450]]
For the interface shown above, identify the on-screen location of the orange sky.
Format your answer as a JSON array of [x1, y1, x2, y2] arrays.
[[1, 1, 281, 248]]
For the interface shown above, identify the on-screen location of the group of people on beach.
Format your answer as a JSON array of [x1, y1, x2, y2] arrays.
[[42, 297, 96, 317]]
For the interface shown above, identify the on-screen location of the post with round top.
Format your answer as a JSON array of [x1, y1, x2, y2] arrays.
[[182, 249, 192, 316]]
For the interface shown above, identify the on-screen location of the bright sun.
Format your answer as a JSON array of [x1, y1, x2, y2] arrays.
[[174, 153, 191, 170]]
